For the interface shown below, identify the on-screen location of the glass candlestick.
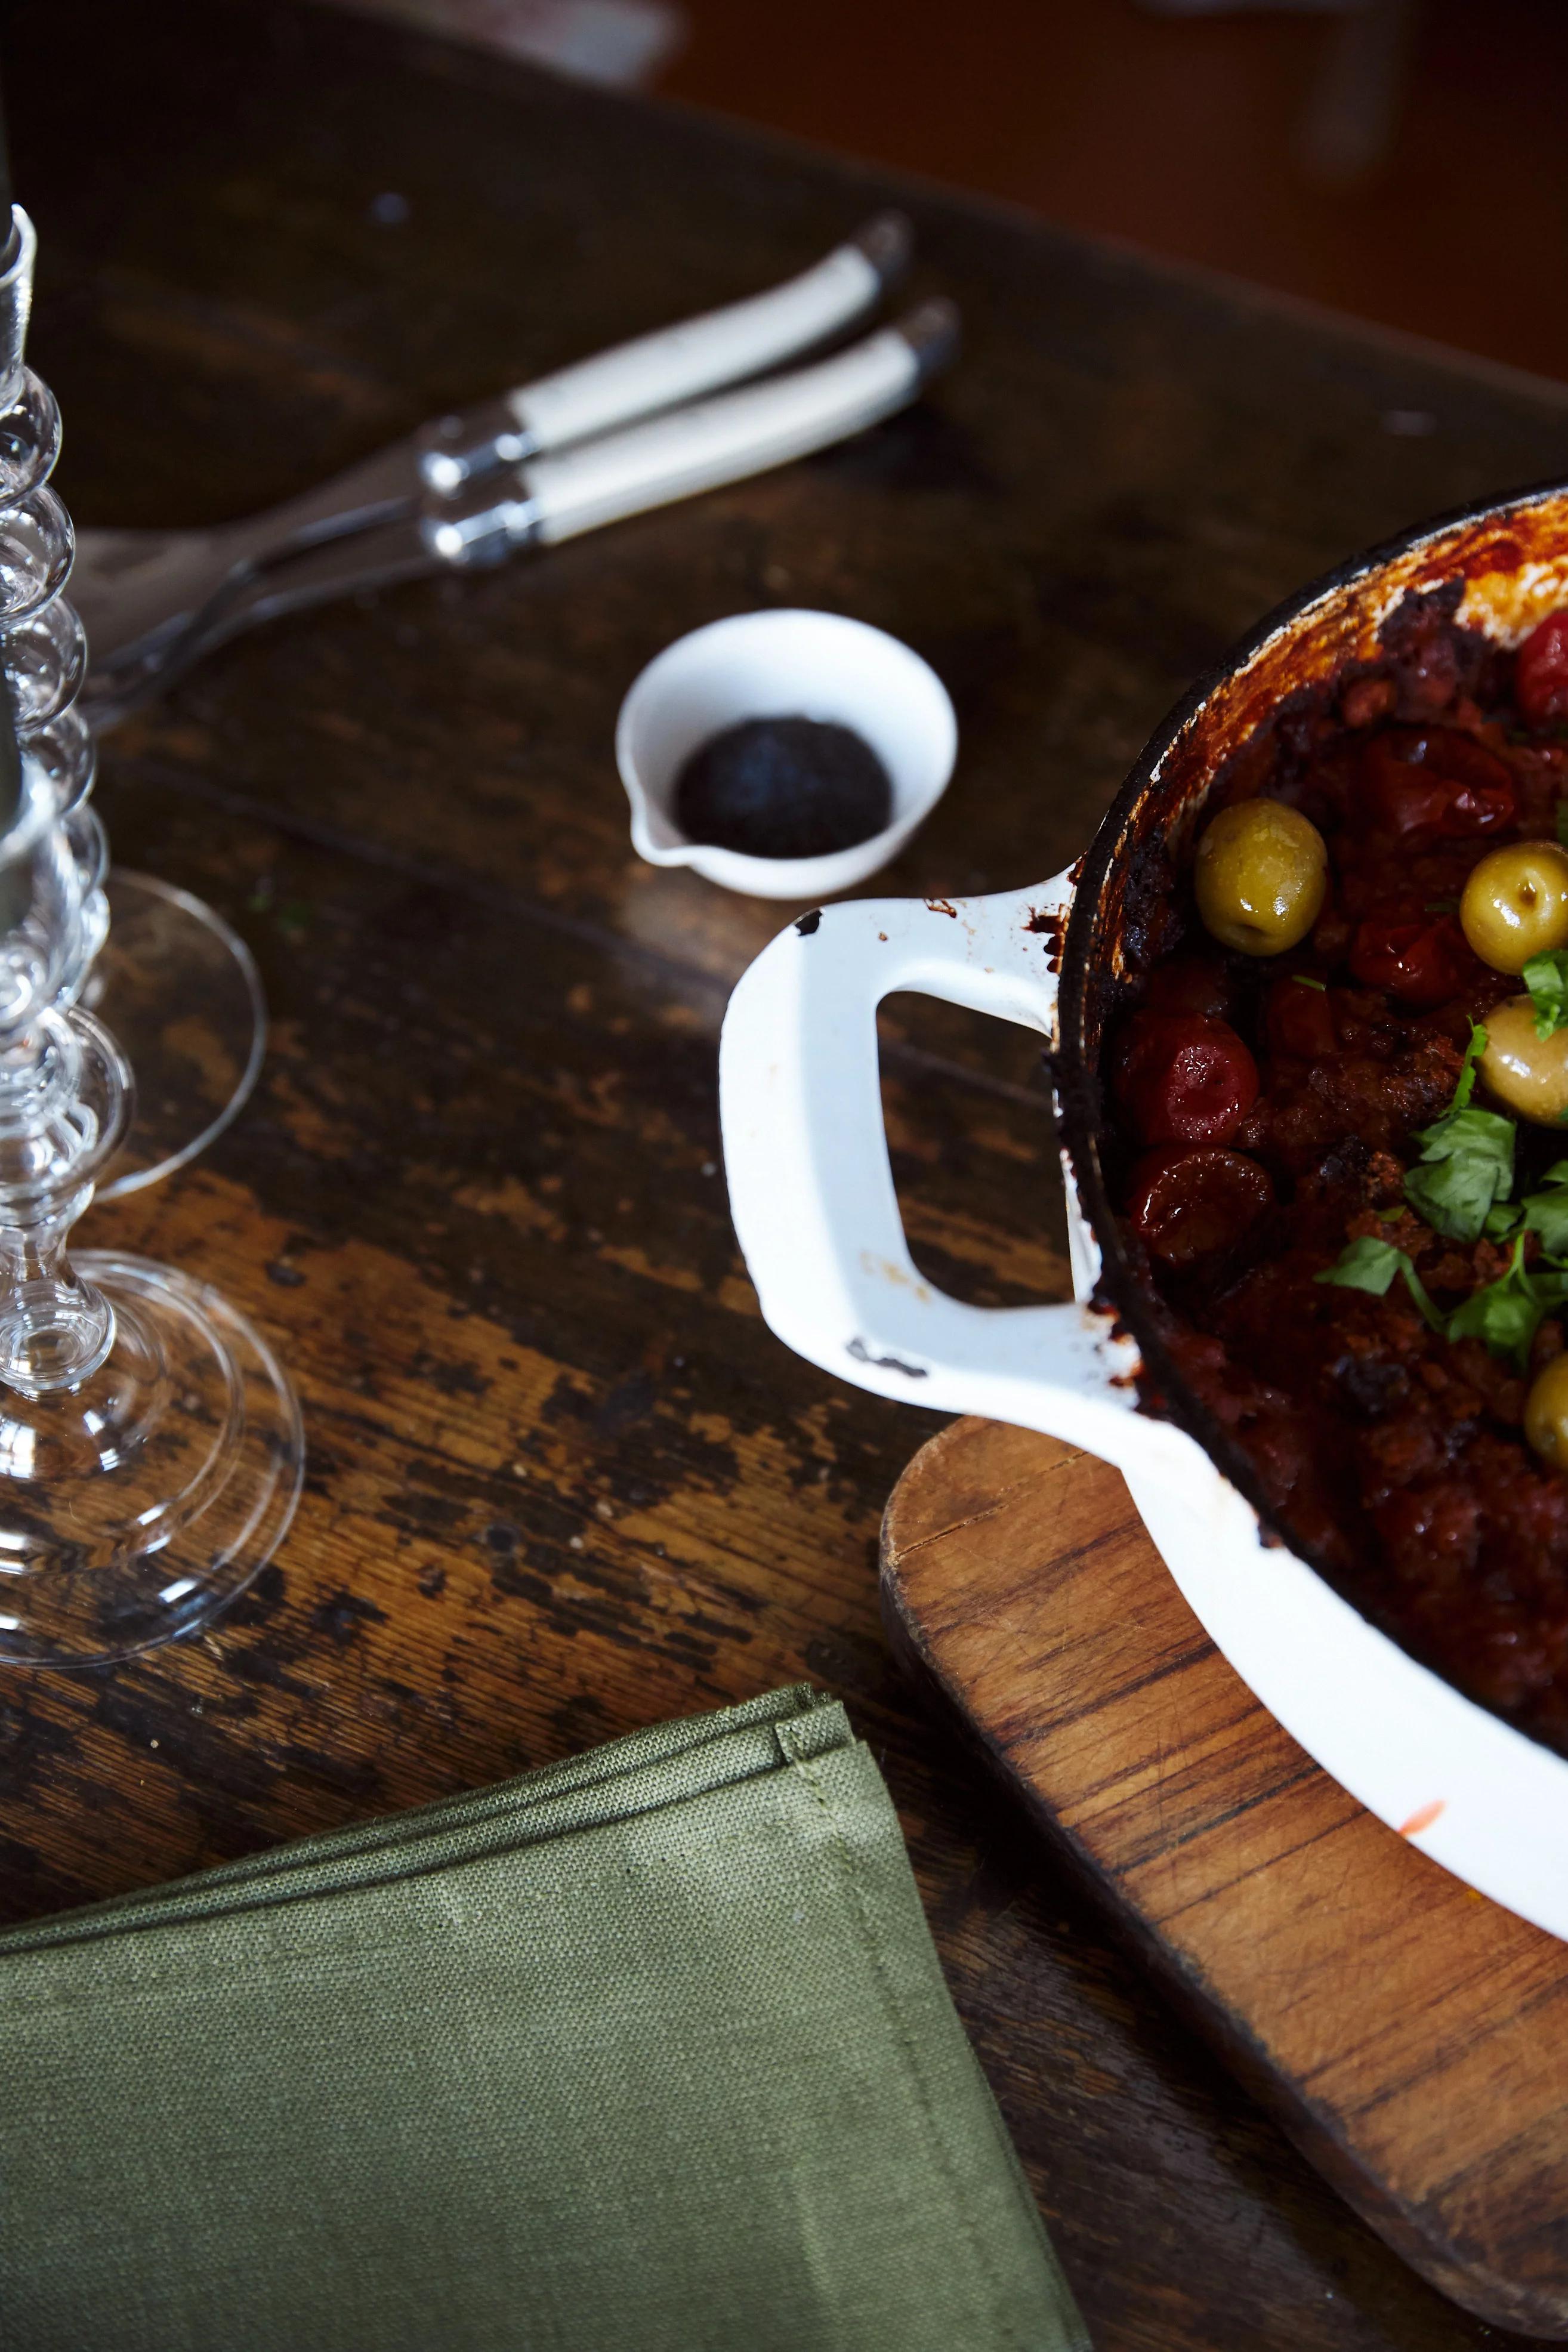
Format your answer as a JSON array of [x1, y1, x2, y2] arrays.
[[0, 216, 303, 1666], [0, 224, 266, 1199], [89, 870, 267, 1199]]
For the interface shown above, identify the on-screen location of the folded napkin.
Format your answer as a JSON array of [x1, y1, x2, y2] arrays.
[[0, 1686, 1088, 2352]]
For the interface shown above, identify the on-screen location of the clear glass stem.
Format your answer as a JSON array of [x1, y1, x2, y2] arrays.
[[0, 999, 130, 1395], [0, 1187, 113, 1392]]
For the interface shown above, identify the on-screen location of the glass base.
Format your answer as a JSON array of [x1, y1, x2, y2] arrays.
[[87, 872, 267, 1201], [0, 1251, 304, 1667]]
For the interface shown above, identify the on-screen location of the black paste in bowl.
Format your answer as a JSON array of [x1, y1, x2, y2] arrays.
[[673, 716, 893, 859]]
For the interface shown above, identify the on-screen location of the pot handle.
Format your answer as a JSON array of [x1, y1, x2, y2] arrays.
[[720, 879, 1153, 1466]]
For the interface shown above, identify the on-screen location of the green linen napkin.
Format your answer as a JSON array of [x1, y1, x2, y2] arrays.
[[0, 1686, 1089, 2352]]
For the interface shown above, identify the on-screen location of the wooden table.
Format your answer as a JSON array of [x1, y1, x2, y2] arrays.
[[6, 4, 1567, 2344]]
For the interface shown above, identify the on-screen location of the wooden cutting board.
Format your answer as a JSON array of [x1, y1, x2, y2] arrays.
[[881, 1418, 1568, 2338]]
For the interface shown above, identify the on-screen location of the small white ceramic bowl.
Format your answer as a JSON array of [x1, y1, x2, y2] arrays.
[[615, 609, 958, 900]]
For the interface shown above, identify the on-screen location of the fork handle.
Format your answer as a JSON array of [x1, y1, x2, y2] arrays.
[[499, 212, 911, 468], [425, 302, 958, 564]]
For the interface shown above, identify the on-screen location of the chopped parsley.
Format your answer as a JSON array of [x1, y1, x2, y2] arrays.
[[1291, 973, 1326, 991], [1524, 949, 1568, 1041], [1319, 1029, 1568, 1365], [1401, 1024, 1511, 1242], [1317, 1230, 1568, 1368], [1314, 1237, 1442, 1331], [1520, 1159, 1568, 1258], [1452, 1018, 1487, 1112], [1446, 1237, 1568, 1371]]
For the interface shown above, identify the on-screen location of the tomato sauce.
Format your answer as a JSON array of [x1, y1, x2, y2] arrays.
[[1108, 582, 1568, 1752]]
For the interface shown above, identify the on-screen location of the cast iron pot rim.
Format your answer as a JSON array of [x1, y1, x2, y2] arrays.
[[1054, 473, 1568, 1747]]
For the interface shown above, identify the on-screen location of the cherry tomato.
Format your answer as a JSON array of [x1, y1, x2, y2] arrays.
[[1517, 612, 1568, 727], [1348, 913, 1475, 1009], [1265, 974, 1338, 1059], [1115, 1013, 1259, 1146], [1123, 1146, 1274, 1268], [1360, 726, 1517, 841], [1142, 952, 1235, 1023]]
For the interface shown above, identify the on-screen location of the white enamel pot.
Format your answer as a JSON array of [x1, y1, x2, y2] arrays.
[[720, 480, 1568, 1943]]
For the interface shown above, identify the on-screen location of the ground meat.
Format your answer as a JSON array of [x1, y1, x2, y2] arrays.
[[1112, 585, 1568, 1754], [1233, 1034, 1461, 1173]]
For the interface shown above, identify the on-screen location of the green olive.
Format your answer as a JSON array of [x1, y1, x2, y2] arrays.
[[1460, 841, 1568, 976], [1479, 995, 1568, 1125], [1526, 1353, 1568, 1469], [1194, 800, 1328, 956]]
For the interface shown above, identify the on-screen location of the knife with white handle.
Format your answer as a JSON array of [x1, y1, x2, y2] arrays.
[[419, 210, 912, 492], [72, 212, 913, 693], [427, 300, 957, 558], [80, 296, 958, 724]]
